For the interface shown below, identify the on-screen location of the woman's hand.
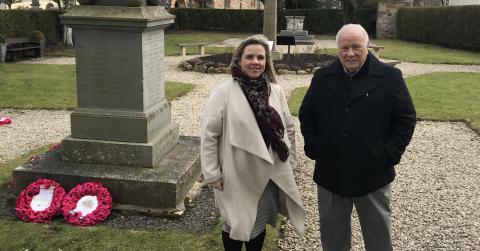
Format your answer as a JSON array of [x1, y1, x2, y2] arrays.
[[209, 179, 223, 191]]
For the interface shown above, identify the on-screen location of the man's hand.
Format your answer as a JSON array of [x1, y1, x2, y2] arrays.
[[209, 179, 223, 191]]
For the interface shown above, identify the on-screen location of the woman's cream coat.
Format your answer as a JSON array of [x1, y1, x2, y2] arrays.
[[201, 78, 305, 241]]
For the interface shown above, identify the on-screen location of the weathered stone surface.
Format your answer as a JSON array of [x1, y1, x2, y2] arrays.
[[376, 2, 413, 38], [70, 101, 172, 143], [13, 136, 201, 216], [63, 123, 179, 168], [60, 5, 175, 28]]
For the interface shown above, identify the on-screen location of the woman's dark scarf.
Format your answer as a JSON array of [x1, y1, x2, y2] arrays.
[[232, 67, 289, 162]]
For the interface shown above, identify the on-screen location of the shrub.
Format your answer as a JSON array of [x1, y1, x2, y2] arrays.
[[169, 8, 263, 31], [30, 30, 45, 41], [397, 6, 480, 52], [0, 10, 62, 44], [0, 34, 5, 43], [169, 8, 377, 35]]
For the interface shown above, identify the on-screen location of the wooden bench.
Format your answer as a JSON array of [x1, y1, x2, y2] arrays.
[[5, 37, 43, 62], [175, 42, 209, 57], [368, 42, 384, 58]]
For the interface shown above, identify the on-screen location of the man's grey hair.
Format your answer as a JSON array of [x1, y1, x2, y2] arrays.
[[335, 24, 369, 47]]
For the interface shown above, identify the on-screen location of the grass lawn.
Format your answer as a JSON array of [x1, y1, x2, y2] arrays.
[[0, 64, 194, 109], [288, 72, 480, 132], [43, 31, 254, 57], [406, 72, 480, 130], [42, 31, 480, 65], [165, 30, 253, 56], [318, 40, 480, 65], [0, 217, 279, 250], [46, 46, 76, 57], [371, 39, 480, 65], [0, 145, 279, 250]]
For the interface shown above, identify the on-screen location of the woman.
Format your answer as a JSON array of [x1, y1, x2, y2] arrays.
[[201, 35, 305, 250]]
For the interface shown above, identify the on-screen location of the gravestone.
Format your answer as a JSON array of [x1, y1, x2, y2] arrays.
[[0, 3, 6, 10], [13, 3, 201, 216]]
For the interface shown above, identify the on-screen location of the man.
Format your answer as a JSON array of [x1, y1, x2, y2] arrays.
[[299, 24, 416, 251]]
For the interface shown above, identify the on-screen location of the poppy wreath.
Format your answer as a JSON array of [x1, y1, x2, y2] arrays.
[[15, 178, 66, 223], [61, 182, 113, 226]]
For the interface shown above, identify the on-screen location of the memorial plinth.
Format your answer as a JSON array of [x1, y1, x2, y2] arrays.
[[13, 5, 201, 216]]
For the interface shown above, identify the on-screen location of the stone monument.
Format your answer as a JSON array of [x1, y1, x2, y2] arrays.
[[285, 16, 305, 31], [13, 1, 201, 216]]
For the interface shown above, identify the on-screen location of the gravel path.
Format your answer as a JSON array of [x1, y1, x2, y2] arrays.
[[2, 55, 480, 250]]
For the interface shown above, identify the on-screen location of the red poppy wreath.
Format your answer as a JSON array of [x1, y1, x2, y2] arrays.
[[61, 182, 112, 226], [16, 178, 66, 223]]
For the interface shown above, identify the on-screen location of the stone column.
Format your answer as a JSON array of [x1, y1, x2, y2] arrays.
[[263, 0, 277, 50], [13, 4, 201, 216], [31, 0, 40, 8]]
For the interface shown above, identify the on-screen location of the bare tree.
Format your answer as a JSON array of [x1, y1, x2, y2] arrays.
[[52, 0, 76, 12]]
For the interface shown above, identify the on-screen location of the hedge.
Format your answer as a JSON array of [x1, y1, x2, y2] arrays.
[[169, 8, 263, 31], [397, 6, 480, 52], [0, 10, 63, 44], [169, 8, 377, 35]]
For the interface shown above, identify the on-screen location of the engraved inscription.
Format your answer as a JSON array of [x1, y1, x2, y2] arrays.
[[76, 29, 143, 110], [142, 29, 165, 109]]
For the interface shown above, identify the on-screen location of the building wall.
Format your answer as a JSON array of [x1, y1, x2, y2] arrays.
[[449, 0, 480, 5], [220, 0, 261, 9]]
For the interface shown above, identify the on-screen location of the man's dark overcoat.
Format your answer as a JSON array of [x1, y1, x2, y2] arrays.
[[299, 53, 416, 197]]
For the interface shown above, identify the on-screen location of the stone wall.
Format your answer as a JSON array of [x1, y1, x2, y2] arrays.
[[376, 0, 413, 38]]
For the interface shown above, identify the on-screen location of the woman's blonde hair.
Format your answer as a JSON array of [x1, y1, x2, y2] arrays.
[[230, 34, 277, 83]]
